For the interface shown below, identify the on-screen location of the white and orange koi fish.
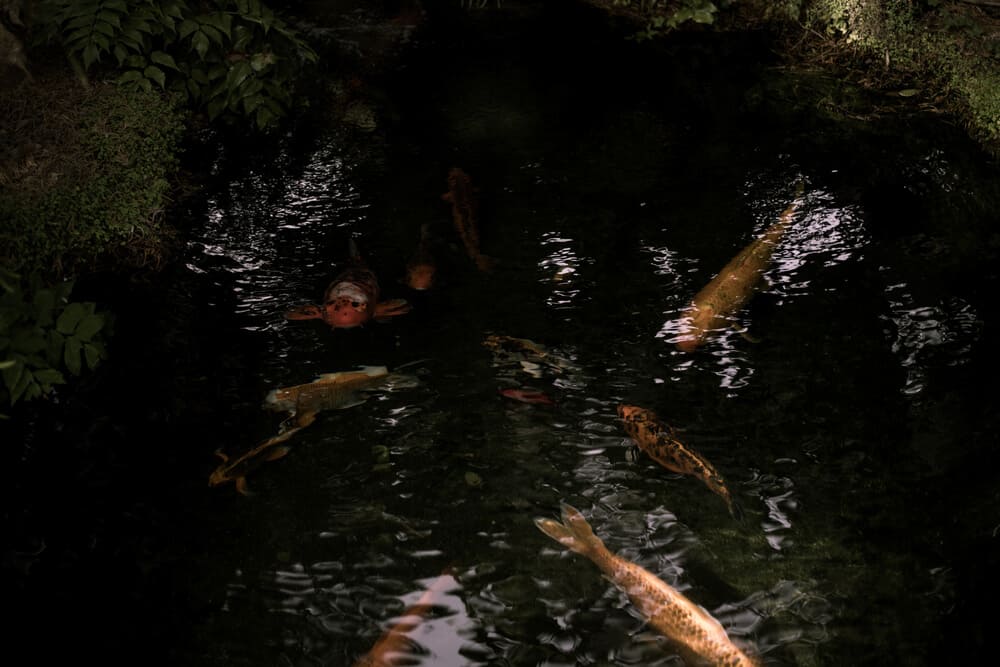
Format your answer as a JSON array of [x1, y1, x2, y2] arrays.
[[535, 503, 759, 667], [285, 239, 410, 329]]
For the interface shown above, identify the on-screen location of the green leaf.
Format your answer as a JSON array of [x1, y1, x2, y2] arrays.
[[65, 15, 95, 31], [83, 343, 104, 369], [898, 88, 920, 97], [124, 54, 147, 68], [225, 60, 253, 91], [206, 95, 227, 120], [10, 368, 32, 404], [75, 313, 104, 342], [65, 337, 83, 376], [94, 19, 116, 37], [33, 368, 66, 387], [144, 65, 167, 89], [33, 289, 55, 326], [57, 302, 86, 335], [199, 24, 225, 48], [150, 51, 179, 70], [191, 30, 210, 58], [179, 18, 199, 40], [82, 42, 101, 69], [46, 330, 65, 366], [97, 10, 123, 29], [0, 359, 20, 386], [118, 69, 146, 87]]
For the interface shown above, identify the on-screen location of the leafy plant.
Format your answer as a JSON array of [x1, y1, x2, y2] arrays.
[[0, 271, 111, 413], [33, 0, 318, 130]]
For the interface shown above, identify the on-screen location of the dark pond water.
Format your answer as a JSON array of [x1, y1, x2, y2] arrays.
[[5, 3, 1000, 666]]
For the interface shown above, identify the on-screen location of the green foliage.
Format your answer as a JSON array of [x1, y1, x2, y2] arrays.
[[628, 0, 719, 41], [0, 270, 111, 413], [0, 83, 183, 276], [33, 0, 318, 130]]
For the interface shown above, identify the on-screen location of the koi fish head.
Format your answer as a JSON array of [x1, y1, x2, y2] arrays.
[[323, 296, 372, 328], [405, 262, 436, 290], [617, 404, 655, 423]]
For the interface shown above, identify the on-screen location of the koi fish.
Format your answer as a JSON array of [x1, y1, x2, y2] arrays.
[[208, 427, 302, 496], [352, 567, 457, 667], [499, 387, 555, 405], [676, 184, 805, 352], [403, 223, 437, 290], [535, 503, 758, 667], [210, 367, 395, 495], [442, 167, 494, 271], [285, 239, 410, 328], [483, 334, 578, 374], [618, 404, 742, 520]]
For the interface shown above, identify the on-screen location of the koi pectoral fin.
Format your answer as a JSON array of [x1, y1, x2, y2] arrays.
[[284, 304, 324, 321], [263, 445, 292, 462], [235, 476, 252, 496], [374, 299, 411, 320]]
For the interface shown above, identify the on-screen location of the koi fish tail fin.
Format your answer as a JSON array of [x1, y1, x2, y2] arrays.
[[534, 503, 606, 559]]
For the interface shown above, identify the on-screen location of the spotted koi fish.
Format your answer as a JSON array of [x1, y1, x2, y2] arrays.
[[535, 503, 758, 667], [285, 239, 410, 328], [618, 404, 742, 520], [676, 183, 805, 352], [442, 167, 494, 271]]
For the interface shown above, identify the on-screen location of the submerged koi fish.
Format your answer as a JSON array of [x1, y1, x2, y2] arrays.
[[618, 404, 742, 520], [208, 427, 303, 496], [352, 567, 457, 667], [483, 334, 578, 374], [676, 184, 805, 352], [403, 223, 437, 290], [535, 503, 758, 667], [285, 239, 410, 328], [209, 367, 394, 495], [442, 167, 494, 271], [499, 387, 555, 405]]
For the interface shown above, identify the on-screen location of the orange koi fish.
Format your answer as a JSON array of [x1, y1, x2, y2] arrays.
[[535, 504, 758, 667], [618, 404, 742, 520], [209, 367, 393, 495], [285, 239, 410, 329], [442, 167, 494, 271], [403, 223, 437, 290], [499, 387, 555, 405], [676, 184, 805, 352], [352, 567, 457, 667]]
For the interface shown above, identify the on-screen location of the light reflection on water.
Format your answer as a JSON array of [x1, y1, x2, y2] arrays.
[[176, 28, 999, 667]]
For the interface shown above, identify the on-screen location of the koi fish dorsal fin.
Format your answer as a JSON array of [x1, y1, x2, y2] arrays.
[[314, 366, 389, 382]]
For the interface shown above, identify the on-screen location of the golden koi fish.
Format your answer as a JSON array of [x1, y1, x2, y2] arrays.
[[352, 567, 457, 667], [442, 167, 494, 271], [535, 503, 758, 667], [209, 366, 392, 495], [676, 184, 805, 352], [618, 404, 742, 520]]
